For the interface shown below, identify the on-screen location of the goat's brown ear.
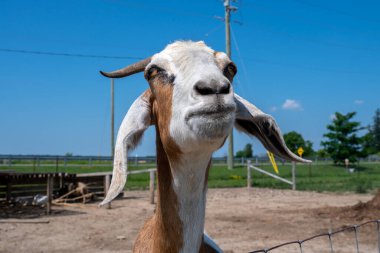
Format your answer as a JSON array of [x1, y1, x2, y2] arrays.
[[234, 94, 311, 163], [100, 89, 154, 206]]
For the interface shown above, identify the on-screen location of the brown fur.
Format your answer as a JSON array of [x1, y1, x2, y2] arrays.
[[134, 64, 220, 253], [133, 134, 183, 253], [134, 77, 184, 253], [150, 77, 182, 164]]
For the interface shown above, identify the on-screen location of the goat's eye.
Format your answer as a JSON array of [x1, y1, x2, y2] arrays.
[[145, 65, 164, 81], [223, 63, 237, 80]]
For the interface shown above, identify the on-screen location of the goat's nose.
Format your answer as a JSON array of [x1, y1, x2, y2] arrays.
[[194, 81, 231, 96]]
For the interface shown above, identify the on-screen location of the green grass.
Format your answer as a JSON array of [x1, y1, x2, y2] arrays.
[[2, 162, 380, 193]]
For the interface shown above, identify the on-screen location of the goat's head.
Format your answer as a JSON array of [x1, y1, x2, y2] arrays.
[[103, 41, 238, 153], [99, 41, 310, 205]]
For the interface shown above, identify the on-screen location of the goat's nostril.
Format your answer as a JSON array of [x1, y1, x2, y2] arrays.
[[194, 82, 215, 95], [194, 81, 231, 96], [218, 82, 231, 94]]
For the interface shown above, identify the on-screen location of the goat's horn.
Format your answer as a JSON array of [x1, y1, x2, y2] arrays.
[[100, 57, 152, 78]]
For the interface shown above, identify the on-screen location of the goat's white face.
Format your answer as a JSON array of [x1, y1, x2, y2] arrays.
[[145, 41, 237, 152], [99, 40, 311, 206]]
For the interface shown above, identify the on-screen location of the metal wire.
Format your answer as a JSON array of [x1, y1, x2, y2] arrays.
[[249, 219, 380, 253]]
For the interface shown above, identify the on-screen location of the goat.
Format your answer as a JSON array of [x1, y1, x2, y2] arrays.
[[99, 41, 310, 253]]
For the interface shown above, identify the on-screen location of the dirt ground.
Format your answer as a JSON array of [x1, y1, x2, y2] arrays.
[[1, 188, 379, 253]]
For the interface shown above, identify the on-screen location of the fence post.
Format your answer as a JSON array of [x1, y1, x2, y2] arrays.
[[247, 160, 252, 188], [104, 174, 111, 209], [149, 170, 155, 204], [46, 175, 54, 214], [292, 162, 296, 190], [328, 233, 334, 253], [55, 157, 59, 172], [353, 225, 360, 253], [377, 220, 380, 253], [6, 181, 11, 201], [59, 174, 63, 188]]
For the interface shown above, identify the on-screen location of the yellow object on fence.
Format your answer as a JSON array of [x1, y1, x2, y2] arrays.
[[267, 151, 279, 174]]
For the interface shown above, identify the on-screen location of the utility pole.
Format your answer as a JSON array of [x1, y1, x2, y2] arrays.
[[110, 78, 115, 158], [224, 0, 237, 169]]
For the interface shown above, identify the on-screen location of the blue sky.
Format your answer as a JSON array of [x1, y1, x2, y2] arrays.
[[0, 0, 379, 157]]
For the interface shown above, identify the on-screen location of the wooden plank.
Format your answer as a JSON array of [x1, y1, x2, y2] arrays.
[[77, 172, 112, 177], [75, 178, 104, 184], [4, 185, 62, 191], [128, 168, 156, 175], [0, 219, 50, 224], [5, 178, 47, 184]]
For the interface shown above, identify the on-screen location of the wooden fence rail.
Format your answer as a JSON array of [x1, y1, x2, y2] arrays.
[[77, 168, 157, 205]]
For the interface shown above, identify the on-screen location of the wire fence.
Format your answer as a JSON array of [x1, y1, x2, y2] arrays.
[[250, 220, 380, 253], [1, 154, 379, 168]]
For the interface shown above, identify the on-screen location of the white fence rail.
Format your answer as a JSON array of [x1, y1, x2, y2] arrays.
[[247, 160, 296, 190]]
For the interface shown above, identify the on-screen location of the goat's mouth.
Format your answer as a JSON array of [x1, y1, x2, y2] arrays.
[[186, 105, 236, 120], [185, 104, 236, 139]]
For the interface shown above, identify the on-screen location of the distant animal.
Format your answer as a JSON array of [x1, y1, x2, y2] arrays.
[[99, 41, 310, 253], [55, 182, 91, 204]]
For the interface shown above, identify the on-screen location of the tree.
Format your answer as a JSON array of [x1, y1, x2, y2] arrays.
[[283, 131, 314, 157], [316, 149, 329, 158], [361, 130, 377, 156], [361, 108, 380, 157], [321, 112, 363, 164], [372, 108, 380, 152], [236, 144, 253, 158]]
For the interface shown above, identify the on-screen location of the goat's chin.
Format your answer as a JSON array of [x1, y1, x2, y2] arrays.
[[186, 115, 234, 140]]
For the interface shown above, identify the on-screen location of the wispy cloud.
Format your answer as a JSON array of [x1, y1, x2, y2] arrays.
[[270, 106, 278, 112], [354, 100, 364, 105], [282, 99, 302, 111]]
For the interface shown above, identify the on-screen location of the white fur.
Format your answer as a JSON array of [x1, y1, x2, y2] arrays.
[[149, 41, 237, 251], [100, 93, 152, 206], [170, 151, 213, 253], [150, 41, 236, 152]]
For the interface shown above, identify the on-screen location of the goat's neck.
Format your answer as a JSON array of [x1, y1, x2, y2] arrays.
[[155, 135, 211, 253]]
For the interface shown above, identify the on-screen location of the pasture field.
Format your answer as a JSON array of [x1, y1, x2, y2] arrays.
[[1, 161, 379, 193]]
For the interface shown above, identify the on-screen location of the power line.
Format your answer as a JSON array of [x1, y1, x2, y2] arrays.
[[0, 47, 375, 76], [0, 48, 143, 60]]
